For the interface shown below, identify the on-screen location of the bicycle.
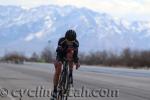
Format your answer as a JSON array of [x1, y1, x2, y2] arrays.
[[56, 58, 72, 100], [57, 48, 74, 100]]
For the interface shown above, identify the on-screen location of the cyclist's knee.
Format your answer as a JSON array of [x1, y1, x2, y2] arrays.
[[54, 60, 62, 75]]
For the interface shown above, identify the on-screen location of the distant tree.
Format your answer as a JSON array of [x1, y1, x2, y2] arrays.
[[3, 51, 26, 64], [121, 48, 132, 66], [30, 52, 39, 62], [41, 46, 53, 63], [139, 51, 150, 67]]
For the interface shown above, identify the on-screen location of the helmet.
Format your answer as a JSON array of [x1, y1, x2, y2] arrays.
[[65, 29, 76, 41]]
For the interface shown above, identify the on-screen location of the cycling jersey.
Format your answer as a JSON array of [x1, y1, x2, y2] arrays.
[[56, 37, 79, 63]]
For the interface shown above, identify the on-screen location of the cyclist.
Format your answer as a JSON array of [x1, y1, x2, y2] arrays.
[[51, 29, 80, 100]]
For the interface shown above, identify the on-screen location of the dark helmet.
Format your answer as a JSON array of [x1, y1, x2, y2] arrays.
[[65, 29, 76, 41]]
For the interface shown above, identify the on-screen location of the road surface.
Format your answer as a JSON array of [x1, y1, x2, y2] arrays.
[[0, 62, 150, 100]]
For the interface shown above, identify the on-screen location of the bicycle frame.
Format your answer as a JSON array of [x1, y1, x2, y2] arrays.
[[57, 59, 71, 100]]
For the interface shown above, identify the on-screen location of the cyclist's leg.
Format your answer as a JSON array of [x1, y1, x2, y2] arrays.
[[51, 59, 62, 100], [53, 60, 62, 92]]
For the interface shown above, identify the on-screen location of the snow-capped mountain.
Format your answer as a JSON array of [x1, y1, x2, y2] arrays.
[[0, 5, 150, 56]]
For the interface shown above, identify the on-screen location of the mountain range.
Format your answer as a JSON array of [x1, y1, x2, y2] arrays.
[[0, 5, 150, 56]]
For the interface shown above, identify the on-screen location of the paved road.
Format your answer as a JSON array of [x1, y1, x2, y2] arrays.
[[0, 62, 150, 100]]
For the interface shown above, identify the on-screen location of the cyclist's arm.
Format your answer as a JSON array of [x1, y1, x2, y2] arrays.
[[73, 40, 79, 63], [56, 38, 65, 59]]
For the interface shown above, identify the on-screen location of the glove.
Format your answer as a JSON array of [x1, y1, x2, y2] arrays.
[[75, 62, 80, 70]]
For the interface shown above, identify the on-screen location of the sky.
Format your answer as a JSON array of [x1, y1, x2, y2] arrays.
[[0, 0, 150, 21]]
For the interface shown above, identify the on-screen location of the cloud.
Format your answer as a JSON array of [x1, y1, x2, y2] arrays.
[[0, 0, 150, 21], [35, 32, 44, 38], [24, 34, 34, 42], [24, 31, 44, 42], [55, 0, 150, 21]]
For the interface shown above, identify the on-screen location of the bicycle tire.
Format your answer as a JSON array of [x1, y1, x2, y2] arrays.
[[57, 61, 69, 100]]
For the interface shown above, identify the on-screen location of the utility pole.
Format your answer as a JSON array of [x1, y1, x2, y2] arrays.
[[48, 40, 55, 60]]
